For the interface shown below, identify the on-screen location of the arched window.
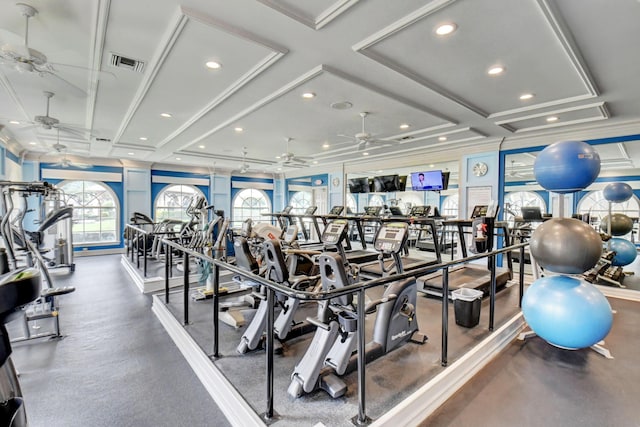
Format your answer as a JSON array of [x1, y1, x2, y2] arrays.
[[233, 188, 271, 227], [504, 191, 547, 222], [442, 194, 459, 218], [289, 191, 312, 214], [154, 185, 205, 221], [346, 194, 357, 214], [577, 190, 640, 227], [58, 180, 119, 244], [397, 191, 424, 214], [368, 194, 385, 207]]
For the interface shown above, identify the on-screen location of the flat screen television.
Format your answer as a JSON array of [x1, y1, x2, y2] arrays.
[[372, 175, 400, 192], [347, 177, 370, 193], [441, 171, 450, 190], [410, 170, 443, 191], [397, 175, 407, 191]]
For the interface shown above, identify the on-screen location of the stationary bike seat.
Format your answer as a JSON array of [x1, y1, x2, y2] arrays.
[[41, 286, 76, 298]]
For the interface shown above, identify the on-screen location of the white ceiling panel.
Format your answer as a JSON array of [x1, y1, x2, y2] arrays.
[[497, 102, 608, 133]]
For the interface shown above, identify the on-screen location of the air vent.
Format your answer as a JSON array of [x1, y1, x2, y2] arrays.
[[95, 138, 111, 142], [109, 53, 145, 73], [398, 136, 414, 141]]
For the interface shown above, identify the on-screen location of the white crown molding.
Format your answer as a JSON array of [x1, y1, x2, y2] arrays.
[[257, 0, 360, 30], [495, 102, 609, 133]]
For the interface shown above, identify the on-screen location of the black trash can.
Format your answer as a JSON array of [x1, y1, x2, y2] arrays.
[[451, 288, 483, 328]]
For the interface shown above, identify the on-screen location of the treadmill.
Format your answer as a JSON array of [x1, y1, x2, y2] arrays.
[[359, 216, 442, 278], [417, 205, 513, 298]]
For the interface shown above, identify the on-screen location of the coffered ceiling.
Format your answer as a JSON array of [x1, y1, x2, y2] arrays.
[[1, 0, 639, 174]]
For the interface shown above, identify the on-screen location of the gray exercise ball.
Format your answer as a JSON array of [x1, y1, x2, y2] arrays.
[[600, 213, 634, 236], [530, 218, 602, 274]]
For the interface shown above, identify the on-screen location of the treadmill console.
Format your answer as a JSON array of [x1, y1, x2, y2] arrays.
[[304, 206, 318, 215], [282, 205, 293, 214], [363, 206, 382, 216], [373, 222, 408, 254], [322, 220, 348, 245], [470, 205, 488, 218], [409, 205, 431, 217], [329, 206, 344, 215], [389, 206, 404, 216]]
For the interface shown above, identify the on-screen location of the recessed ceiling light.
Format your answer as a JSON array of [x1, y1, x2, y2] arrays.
[[9, 120, 20, 125], [198, 145, 205, 149], [234, 127, 243, 132], [277, 167, 282, 171], [429, 164, 435, 167], [175, 157, 181, 161], [312, 160, 318, 164], [399, 123, 410, 129], [302, 92, 315, 99], [139, 137, 148, 141], [435, 23, 457, 36], [330, 101, 353, 110], [546, 116, 559, 122], [363, 152, 369, 156], [519, 93, 535, 100], [128, 152, 135, 156], [438, 136, 447, 142], [487, 65, 505, 75], [275, 156, 281, 159], [160, 113, 172, 118], [29, 141, 37, 145], [322, 143, 330, 149], [205, 61, 221, 69]]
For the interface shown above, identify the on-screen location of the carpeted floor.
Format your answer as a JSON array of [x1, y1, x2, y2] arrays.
[[8, 254, 230, 427]]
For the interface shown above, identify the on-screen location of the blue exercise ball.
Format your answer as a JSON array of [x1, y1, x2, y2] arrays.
[[603, 182, 633, 203], [609, 237, 637, 266], [600, 214, 634, 236], [530, 218, 602, 274], [522, 275, 613, 349], [533, 140, 601, 193]]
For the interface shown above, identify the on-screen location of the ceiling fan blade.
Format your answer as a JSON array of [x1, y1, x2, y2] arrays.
[[56, 125, 97, 138], [357, 140, 367, 151], [337, 134, 355, 140], [48, 62, 117, 81], [39, 70, 87, 98]]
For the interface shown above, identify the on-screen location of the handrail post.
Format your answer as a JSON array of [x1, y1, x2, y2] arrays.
[[212, 262, 220, 358], [441, 267, 449, 367], [489, 254, 497, 331], [354, 287, 371, 425], [164, 241, 170, 304], [183, 251, 189, 325], [143, 232, 147, 277], [263, 287, 276, 422], [518, 244, 525, 307]]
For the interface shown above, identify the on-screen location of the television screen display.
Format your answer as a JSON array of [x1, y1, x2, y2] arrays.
[[347, 177, 370, 193], [397, 175, 407, 191], [372, 175, 399, 192], [410, 170, 443, 191], [441, 171, 450, 190]]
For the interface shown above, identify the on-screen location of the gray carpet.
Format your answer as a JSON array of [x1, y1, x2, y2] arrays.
[[9, 255, 230, 427]]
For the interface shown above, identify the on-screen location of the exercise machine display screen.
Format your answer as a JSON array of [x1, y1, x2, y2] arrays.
[[282, 205, 293, 214], [304, 206, 318, 215], [470, 205, 488, 218], [409, 206, 431, 217], [322, 220, 347, 244], [389, 206, 404, 216], [364, 206, 382, 216], [329, 206, 344, 215], [374, 222, 408, 253]]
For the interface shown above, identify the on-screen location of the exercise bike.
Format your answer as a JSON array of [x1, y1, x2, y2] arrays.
[[288, 221, 426, 399], [0, 268, 43, 426]]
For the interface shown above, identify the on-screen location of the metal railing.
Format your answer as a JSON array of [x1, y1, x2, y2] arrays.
[[158, 236, 529, 425]]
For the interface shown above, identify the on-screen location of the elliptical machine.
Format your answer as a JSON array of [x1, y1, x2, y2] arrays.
[[288, 221, 426, 399]]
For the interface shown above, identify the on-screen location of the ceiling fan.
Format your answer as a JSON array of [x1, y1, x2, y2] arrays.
[[44, 129, 90, 169], [239, 147, 250, 173], [338, 112, 393, 151], [279, 137, 312, 167], [9, 90, 94, 139], [0, 3, 90, 97]]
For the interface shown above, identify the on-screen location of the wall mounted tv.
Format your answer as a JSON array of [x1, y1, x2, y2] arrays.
[[441, 171, 450, 190], [398, 175, 407, 191], [372, 174, 400, 192], [347, 177, 370, 193], [410, 170, 443, 191]]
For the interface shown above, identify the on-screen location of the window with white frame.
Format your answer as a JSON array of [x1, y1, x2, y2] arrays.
[[289, 191, 312, 214], [441, 194, 459, 218], [154, 184, 205, 222], [233, 188, 271, 227], [504, 191, 547, 222], [346, 194, 357, 214], [577, 190, 640, 226], [58, 180, 119, 244]]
